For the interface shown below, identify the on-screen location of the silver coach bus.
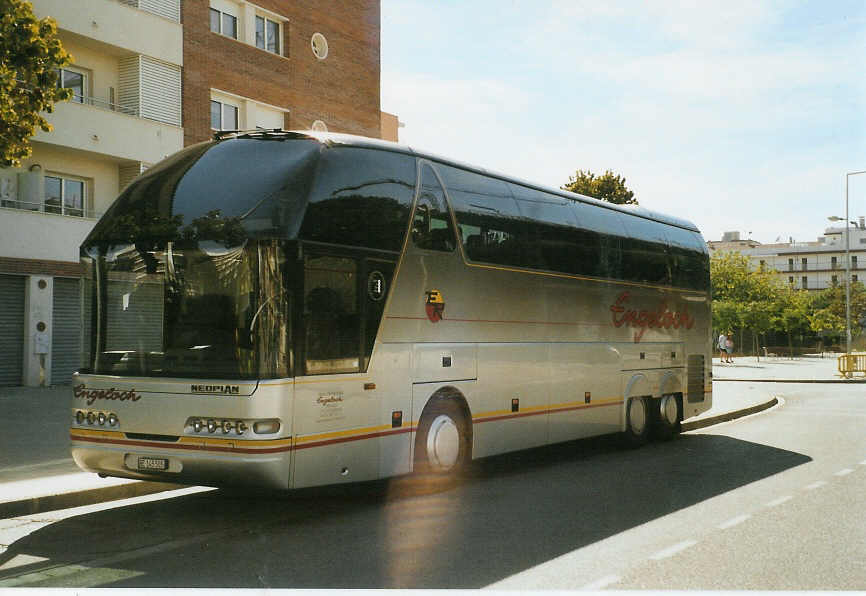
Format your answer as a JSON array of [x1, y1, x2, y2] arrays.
[[70, 131, 713, 489]]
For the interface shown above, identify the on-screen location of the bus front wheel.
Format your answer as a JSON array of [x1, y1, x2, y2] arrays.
[[622, 396, 651, 447], [414, 399, 471, 476]]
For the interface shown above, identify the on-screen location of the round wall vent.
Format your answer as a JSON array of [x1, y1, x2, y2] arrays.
[[311, 32, 329, 60], [311, 120, 328, 132]]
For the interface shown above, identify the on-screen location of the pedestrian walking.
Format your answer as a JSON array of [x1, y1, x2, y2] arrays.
[[725, 333, 734, 363], [718, 332, 727, 362]]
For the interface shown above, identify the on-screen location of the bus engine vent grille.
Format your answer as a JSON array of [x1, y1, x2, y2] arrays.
[[125, 433, 180, 442], [687, 355, 705, 403]]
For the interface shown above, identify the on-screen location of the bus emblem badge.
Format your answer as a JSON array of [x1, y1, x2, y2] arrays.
[[425, 289, 445, 323]]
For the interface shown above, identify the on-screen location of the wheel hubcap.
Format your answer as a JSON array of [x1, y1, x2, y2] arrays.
[[629, 398, 647, 435], [660, 394, 678, 425], [427, 414, 460, 471]]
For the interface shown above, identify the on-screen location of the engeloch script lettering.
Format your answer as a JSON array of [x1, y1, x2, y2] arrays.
[[74, 384, 142, 406], [610, 291, 695, 343]]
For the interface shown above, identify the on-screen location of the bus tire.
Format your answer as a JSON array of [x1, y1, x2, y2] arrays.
[[622, 396, 651, 448], [414, 398, 471, 477], [653, 393, 682, 441]]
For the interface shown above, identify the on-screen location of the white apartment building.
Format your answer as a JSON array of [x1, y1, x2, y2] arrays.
[[708, 221, 866, 291], [0, 0, 183, 386]]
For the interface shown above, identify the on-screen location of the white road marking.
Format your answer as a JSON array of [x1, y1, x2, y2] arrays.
[[805, 480, 827, 490], [717, 514, 751, 530], [649, 540, 698, 560], [835, 468, 854, 476], [765, 495, 792, 507], [581, 574, 621, 590]]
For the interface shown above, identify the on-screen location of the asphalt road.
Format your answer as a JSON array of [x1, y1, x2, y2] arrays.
[[0, 383, 863, 589]]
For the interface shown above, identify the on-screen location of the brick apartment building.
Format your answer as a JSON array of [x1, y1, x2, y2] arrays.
[[0, 0, 392, 387]]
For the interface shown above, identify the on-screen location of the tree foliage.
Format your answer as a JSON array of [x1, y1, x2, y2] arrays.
[[0, 0, 72, 167], [711, 250, 866, 355], [561, 169, 637, 205]]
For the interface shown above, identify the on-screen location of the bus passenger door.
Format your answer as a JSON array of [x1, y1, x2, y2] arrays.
[[291, 251, 383, 489]]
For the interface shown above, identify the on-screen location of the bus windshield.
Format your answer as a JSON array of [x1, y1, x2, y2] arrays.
[[82, 239, 289, 380]]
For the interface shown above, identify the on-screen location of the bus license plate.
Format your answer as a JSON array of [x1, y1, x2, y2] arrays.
[[138, 457, 168, 471]]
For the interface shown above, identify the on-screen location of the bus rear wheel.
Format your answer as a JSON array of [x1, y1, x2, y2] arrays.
[[414, 399, 471, 476], [653, 393, 682, 441], [622, 396, 651, 448]]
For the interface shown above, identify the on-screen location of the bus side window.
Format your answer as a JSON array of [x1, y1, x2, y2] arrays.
[[412, 165, 456, 252]]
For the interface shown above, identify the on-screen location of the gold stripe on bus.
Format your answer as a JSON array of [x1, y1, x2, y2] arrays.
[[294, 422, 396, 444], [70, 428, 291, 448], [294, 377, 371, 386], [69, 428, 125, 439]]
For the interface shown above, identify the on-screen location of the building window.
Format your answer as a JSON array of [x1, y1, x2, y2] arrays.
[[801, 257, 807, 271], [256, 15, 281, 54], [44, 174, 85, 217], [853, 255, 859, 270], [832, 275, 838, 286], [209, 7, 237, 39], [788, 276, 794, 285], [832, 256, 838, 269], [56, 67, 87, 103], [853, 275, 859, 283], [210, 99, 238, 130], [801, 276, 808, 289], [788, 258, 794, 271], [759, 259, 765, 270]]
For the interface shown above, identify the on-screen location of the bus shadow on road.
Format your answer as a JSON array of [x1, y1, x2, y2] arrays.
[[0, 433, 810, 589]]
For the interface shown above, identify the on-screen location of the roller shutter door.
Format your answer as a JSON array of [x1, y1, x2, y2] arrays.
[[51, 277, 82, 385], [0, 275, 25, 386]]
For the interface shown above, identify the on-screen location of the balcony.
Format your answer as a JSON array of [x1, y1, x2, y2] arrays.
[[32, 0, 182, 66], [0, 204, 97, 263], [34, 98, 183, 165]]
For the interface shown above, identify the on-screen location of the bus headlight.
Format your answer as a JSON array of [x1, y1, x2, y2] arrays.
[[192, 419, 202, 433], [108, 413, 118, 427], [97, 412, 106, 426], [86, 412, 96, 425], [206, 419, 217, 433], [75, 411, 85, 425], [235, 421, 247, 435], [253, 419, 280, 434], [222, 421, 233, 434]]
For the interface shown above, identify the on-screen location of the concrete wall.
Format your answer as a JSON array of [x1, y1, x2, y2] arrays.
[[32, 0, 183, 65]]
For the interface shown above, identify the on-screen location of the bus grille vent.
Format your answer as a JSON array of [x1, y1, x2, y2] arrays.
[[687, 355, 705, 403], [125, 433, 180, 442]]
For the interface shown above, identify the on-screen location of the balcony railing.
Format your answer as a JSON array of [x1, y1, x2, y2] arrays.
[[68, 93, 138, 117], [1, 198, 101, 220]]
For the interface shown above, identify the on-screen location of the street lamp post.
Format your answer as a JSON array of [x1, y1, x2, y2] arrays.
[[830, 169, 866, 355]]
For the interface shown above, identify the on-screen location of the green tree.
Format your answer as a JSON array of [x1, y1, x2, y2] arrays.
[[777, 289, 813, 356], [561, 169, 637, 205], [710, 251, 781, 358], [808, 281, 866, 342], [0, 0, 72, 167]]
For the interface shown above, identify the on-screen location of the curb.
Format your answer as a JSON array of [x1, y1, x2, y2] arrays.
[[0, 480, 184, 520], [681, 396, 779, 432], [714, 378, 866, 383]]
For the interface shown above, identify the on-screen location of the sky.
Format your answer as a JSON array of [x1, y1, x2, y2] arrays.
[[380, 1, 866, 245]]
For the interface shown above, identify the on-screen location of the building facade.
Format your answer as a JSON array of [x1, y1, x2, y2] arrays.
[[708, 222, 866, 291], [0, 0, 386, 386]]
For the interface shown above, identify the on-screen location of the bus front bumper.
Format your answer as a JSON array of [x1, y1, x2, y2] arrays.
[[70, 431, 292, 490]]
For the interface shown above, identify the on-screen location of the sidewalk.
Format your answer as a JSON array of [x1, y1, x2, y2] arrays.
[[0, 357, 847, 518]]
